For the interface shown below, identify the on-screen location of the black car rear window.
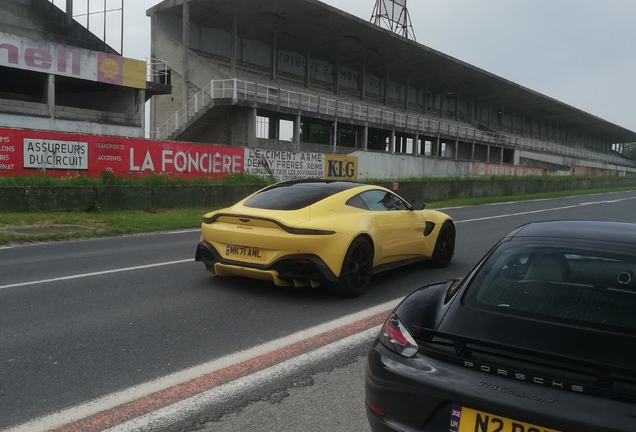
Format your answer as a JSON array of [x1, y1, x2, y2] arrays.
[[243, 181, 361, 210], [464, 241, 636, 332]]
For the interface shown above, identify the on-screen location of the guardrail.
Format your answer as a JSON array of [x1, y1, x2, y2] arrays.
[[154, 79, 635, 168], [147, 58, 170, 85]]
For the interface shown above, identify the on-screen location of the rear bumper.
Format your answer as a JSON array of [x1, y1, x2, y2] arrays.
[[365, 340, 636, 432], [194, 240, 338, 286]]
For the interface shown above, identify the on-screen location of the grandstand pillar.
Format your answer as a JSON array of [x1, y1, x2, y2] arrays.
[[384, 68, 389, 105], [486, 145, 491, 162], [390, 131, 396, 153], [488, 102, 493, 128], [404, 76, 409, 110], [231, 17, 237, 76], [530, 115, 535, 139], [455, 140, 459, 159], [333, 121, 338, 147], [47, 74, 55, 119], [435, 136, 440, 156], [455, 90, 460, 122], [305, 46, 311, 88], [500, 107, 504, 132], [500, 148, 504, 164], [295, 115, 301, 143], [182, 1, 190, 110], [335, 52, 340, 95], [270, 32, 277, 81], [423, 81, 428, 115], [471, 142, 475, 160], [269, 116, 279, 140], [362, 127, 369, 150], [360, 61, 366, 101], [302, 119, 311, 142], [248, 108, 257, 146], [440, 86, 444, 119], [521, 112, 525, 137]]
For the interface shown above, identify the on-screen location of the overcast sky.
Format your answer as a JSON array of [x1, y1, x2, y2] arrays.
[[65, 0, 636, 133]]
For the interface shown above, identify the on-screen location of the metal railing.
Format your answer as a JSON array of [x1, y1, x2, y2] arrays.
[[154, 78, 635, 167], [147, 58, 170, 86]]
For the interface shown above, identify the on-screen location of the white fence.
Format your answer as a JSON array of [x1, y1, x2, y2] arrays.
[[154, 79, 634, 167]]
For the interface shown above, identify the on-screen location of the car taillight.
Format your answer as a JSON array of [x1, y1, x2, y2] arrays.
[[378, 314, 418, 358]]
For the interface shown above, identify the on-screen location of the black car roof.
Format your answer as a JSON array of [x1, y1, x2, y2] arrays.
[[243, 179, 368, 210], [272, 179, 367, 190], [508, 220, 636, 245]]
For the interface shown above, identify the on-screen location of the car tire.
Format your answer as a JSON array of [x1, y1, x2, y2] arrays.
[[429, 221, 455, 268], [327, 237, 373, 298]]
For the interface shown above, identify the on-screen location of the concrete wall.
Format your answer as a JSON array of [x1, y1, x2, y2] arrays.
[[3, 177, 636, 212]]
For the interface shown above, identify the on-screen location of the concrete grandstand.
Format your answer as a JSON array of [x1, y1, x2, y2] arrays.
[[146, 0, 636, 177], [0, 0, 170, 138]]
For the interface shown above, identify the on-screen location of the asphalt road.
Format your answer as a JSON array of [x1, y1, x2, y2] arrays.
[[1, 190, 636, 431]]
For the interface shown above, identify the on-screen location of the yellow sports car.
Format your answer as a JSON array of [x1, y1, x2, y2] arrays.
[[195, 180, 455, 297]]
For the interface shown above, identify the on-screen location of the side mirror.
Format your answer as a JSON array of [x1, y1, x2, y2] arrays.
[[410, 200, 426, 210]]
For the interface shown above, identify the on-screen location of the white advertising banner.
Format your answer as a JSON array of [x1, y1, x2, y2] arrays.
[[23, 138, 88, 170], [244, 148, 324, 180], [0, 32, 146, 88]]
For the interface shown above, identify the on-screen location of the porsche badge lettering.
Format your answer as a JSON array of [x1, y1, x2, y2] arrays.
[[464, 361, 584, 395]]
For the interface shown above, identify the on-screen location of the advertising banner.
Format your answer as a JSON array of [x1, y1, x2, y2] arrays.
[[474, 162, 547, 177], [0, 32, 146, 89], [0, 128, 243, 179], [244, 148, 358, 181]]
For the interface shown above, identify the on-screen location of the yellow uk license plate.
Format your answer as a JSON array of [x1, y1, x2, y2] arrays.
[[450, 405, 560, 432], [225, 244, 266, 261]]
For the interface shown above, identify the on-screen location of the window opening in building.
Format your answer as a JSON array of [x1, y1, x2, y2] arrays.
[[280, 119, 294, 141], [256, 116, 269, 139], [424, 140, 432, 156]]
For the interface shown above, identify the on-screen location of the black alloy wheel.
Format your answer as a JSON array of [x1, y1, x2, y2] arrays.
[[328, 237, 373, 298], [429, 221, 455, 268]]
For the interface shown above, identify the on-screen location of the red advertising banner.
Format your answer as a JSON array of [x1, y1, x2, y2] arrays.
[[0, 128, 244, 178]]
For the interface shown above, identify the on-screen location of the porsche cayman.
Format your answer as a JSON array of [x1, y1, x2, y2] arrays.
[[365, 220, 636, 431], [194, 179, 455, 297]]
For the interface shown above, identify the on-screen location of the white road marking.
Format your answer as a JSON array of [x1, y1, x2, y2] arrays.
[[3, 299, 399, 432], [0, 259, 194, 290], [162, 229, 200, 234], [455, 196, 636, 224], [103, 327, 381, 432]]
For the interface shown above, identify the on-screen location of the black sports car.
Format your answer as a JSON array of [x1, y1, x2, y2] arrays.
[[366, 221, 636, 432]]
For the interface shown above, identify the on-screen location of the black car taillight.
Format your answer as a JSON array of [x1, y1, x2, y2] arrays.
[[379, 314, 418, 358]]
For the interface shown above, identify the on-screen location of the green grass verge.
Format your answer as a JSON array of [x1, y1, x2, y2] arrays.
[[0, 207, 209, 245], [1, 185, 634, 246]]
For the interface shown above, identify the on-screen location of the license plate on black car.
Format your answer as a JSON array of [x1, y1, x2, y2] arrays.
[[449, 405, 560, 432]]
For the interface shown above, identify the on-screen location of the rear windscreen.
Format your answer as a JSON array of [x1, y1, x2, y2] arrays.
[[464, 241, 636, 332], [243, 182, 359, 210]]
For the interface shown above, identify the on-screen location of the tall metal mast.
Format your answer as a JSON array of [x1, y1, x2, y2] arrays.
[[370, 0, 416, 41]]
